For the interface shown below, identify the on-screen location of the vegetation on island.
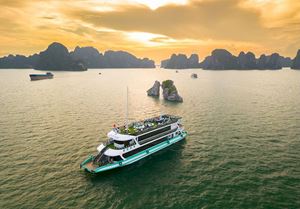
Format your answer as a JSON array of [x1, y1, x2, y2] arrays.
[[161, 80, 183, 102], [162, 80, 177, 94]]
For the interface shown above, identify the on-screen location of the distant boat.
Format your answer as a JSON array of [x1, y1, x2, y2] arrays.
[[191, 73, 198, 78], [29, 72, 53, 81]]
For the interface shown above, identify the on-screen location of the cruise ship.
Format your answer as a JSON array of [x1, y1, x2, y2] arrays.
[[80, 114, 187, 173]]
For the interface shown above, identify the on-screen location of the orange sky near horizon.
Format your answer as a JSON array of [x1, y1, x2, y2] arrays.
[[0, 0, 299, 62]]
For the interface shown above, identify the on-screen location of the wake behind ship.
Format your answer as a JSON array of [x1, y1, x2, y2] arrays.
[[80, 114, 187, 174]]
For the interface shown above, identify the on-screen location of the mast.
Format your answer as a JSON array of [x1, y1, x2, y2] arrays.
[[160, 101, 163, 119], [126, 86, 128, 131]]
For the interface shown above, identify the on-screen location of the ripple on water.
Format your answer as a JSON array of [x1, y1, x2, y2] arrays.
[[0, 69, 300, 209]]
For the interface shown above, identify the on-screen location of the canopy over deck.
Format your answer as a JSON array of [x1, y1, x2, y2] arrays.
[[109, 114, 181, 139], [107, 130, 135, 141]]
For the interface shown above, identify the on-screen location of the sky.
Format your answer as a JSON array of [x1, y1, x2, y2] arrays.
[[0, 0, 300, 62]]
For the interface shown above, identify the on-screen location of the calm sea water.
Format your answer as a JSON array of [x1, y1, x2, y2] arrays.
[[0, 69, 300, 209]]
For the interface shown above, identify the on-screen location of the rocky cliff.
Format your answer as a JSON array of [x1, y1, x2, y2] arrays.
[[71, 47, 155, 68], [147, 81, 160, 97], [102, 50, 155, 68], [237, 52, 257, 69], [160, 49, 292, 70], [0, 42, 155, 70], [0, 54, 38, 69], [291, 49, 300, 69], [161, 54, 200, 69], [161, 80, 183, 102], [279, 56, 292, 67], [35, 42, 86, 71], [265, 53, 282, 69], [201, 49, 238, 70], [71, 46, 105, 68], [200, 49, 289, 70]]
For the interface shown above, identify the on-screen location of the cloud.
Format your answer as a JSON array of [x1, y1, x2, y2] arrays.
[[0, 0, 299, 60], [63, 0, 267, 43]]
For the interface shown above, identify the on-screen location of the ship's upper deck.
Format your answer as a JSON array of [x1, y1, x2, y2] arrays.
[[112, 114, 181, 137]]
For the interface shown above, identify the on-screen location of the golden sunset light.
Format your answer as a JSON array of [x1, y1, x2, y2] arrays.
[[1, 0, 300, 207], [0, 0, 299, 61]]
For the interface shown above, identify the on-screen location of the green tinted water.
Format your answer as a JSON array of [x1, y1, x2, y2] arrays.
[[0, 69, 299, 209]]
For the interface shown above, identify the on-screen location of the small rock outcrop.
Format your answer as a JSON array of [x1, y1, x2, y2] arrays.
[[292, 49, 300, 69], [161, 80, 183, 102], [35, 42, 87, 71], [147, 81, 160, 97]]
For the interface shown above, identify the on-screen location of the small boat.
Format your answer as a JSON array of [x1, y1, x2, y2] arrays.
[[29, 72, 53, 81], [191, 73, 198, 78]]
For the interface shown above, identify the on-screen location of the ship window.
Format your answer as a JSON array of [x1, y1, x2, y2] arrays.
[[114, 140, 124, 145], [112, 155, 122, 161], [123, 136, 168, 158], [138, 126, 171, 141], [124, 141, 130, 147]]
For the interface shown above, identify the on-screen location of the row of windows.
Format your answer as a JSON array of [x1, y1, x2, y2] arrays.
[[123, 136, 169, 158], [102, 155, 123, 162], [138, 126, 171, 141], [114, 139, 135, 145], [139, 127, 177, 145], [114, 140, 125, 145], [108, 130, 183, 162]]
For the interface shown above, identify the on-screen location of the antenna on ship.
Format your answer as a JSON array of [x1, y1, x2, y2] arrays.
[[125, 86, 129, 132]]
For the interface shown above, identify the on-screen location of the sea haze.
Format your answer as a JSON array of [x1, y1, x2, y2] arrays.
[[0, 68, 299, 209]]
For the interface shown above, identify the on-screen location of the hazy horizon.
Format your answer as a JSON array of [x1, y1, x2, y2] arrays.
[[1, 0, 300, 62]]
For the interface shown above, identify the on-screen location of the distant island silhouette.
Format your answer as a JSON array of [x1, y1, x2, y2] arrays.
[[1, 43, 300, 70], [161, 49, 300, 70], [0, 42, 155, 70], [161, 54, 200, 69]]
